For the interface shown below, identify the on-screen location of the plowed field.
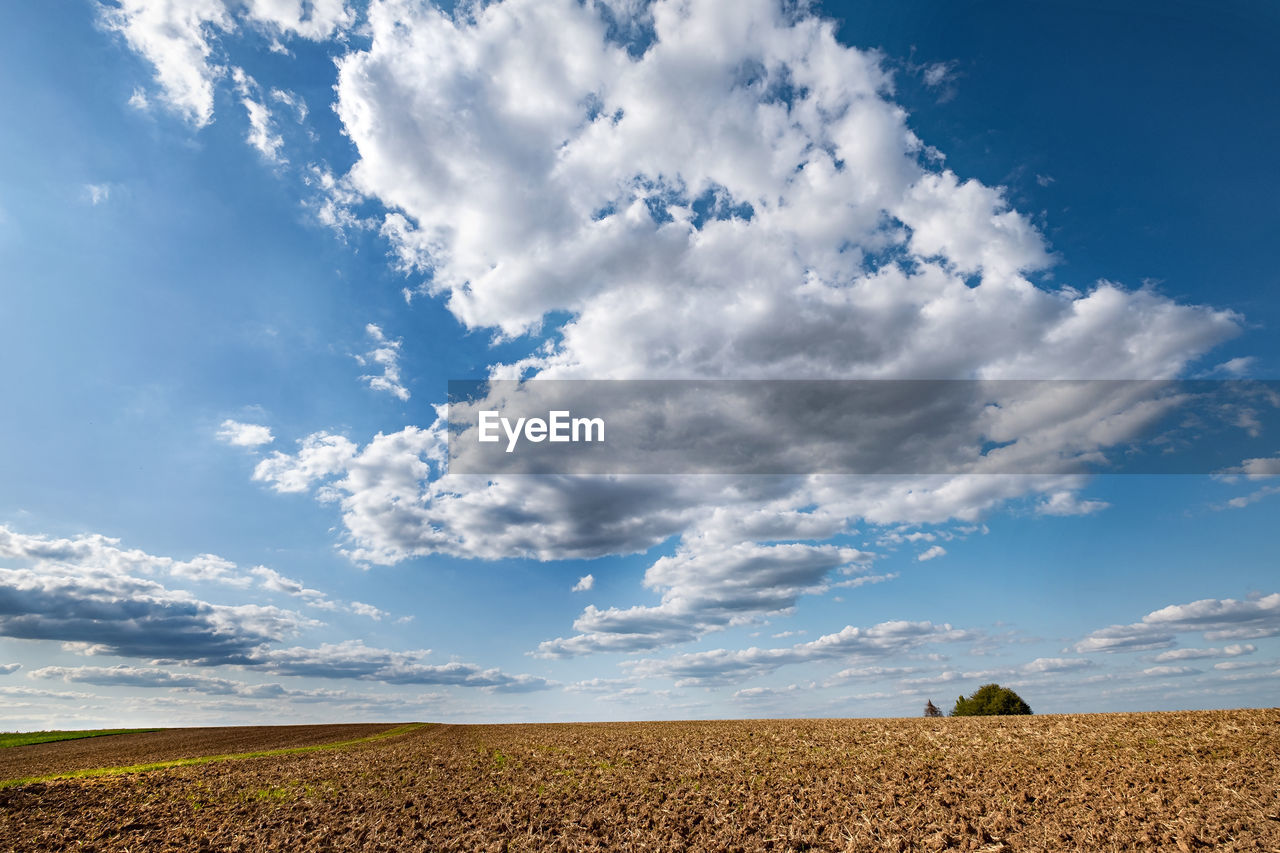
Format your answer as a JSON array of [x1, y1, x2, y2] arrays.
[[1, 710, 1276, 852], [0, 723, 398, 781]]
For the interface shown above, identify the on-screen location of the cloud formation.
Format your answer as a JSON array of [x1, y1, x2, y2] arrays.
[[249, 640, 555, 692], [1076, 593, 1280, 653], [356, 324, 410, 401], [235, 0, 1241, 577], [101, 0, 352, 127], [537, 542, 877, 657], [0, 567, 307, 664], [99, 0, 1262, 699], [217, 419, 275, 448], [624, 619, 971, 686]]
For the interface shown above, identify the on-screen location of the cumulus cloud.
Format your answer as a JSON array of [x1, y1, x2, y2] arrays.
[[822, 664, 921, 685], [232, 67, 285, 162], [331, 0, 1235, 375], [26, 664, 449, 704], [1076, 593, 1280, 653], [355, 324, 410, 400], [1018, 657, 1093, 674], [1152, 644, 1255, 662], [0, 663, 20, 675], [216, 418, 274, 447], [917, 545, 946, 562], [921, 61, 957, 89], [1220, 455, 1280, 479], [1141, 665, 1199, 678], [1036, 491, 1109, 516], [30, 664, 282, 696], [572, 574, 595, 592], [253, 432, 361, 493], [233, 0, 1242, 577], [249, 640, 554, 692], [101, 0, 352, 127], [102, 0, 1256, 681], [1221, 484, 1280, 510], [100, 0, 233, 127], [248, 565, 387, 620], [537, 542, 876, 657], [0, 567, 309, 664], [0, 524, 252, 588], [624, 620, 971, 686], [348, 601, 391, 621], [0, 523, 395, 672], [0, 524, 374, 620]]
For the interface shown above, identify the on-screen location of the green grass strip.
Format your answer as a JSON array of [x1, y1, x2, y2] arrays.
[[0, 722, 429, 789], [0, 729, 161, 749]]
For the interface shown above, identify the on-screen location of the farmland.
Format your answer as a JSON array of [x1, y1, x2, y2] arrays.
[[0, 709, 1276, 852], [0, 728, 159, 750]]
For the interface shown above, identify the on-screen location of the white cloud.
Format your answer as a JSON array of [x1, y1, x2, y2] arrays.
[[232, 67, 285, 163], [100, 0, 352, 127], [0, 523, 251, 588], [921, 61, 957, 89], [1222, 484, 1280, 509], [1213, 356, 1256, 377], [355, 324, 409, 400], [1221, 455, 1280, 479], [1076, 593, 1280, 653], [348, 601, 390, 621], [0, 566, 310, 664], [248, 566, 392, 621], [83, 183, 112, 205], [270, 87, 307, 122], [100, 0, 233, 127], [0, 664, 20, 675], [0, 523, 393, 646], [572, 574, 595, 592], [1141, 665, 1199, 677], [250, 565, 334, 608], [917, 545, 946, 561], [253, 432, 361, 493], [26, 664, 453, 705], [230, 0, 1244, 577], [335, 0, 1235, 379], [537, 542, 877, 657], [216, 418, 274, 447], [1213, 659, 1272, 671], [250, 640, 554, 692], [95, 0, 1255, 678], [1036, 491, 1109, 516], [625, 619, 971, 686], [1152, 643, 1255, 662], [1019, 657, 1093, 674]]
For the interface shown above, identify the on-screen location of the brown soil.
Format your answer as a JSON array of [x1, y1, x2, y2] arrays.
[[0, 710, 1277, 852], [0, 723, 398, 781]]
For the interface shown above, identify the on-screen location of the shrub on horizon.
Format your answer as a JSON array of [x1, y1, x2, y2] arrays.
[[951, 683, 1032, 716]]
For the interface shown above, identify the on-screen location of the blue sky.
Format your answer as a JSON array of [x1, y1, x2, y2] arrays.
[[0, 0, 1276, 727]]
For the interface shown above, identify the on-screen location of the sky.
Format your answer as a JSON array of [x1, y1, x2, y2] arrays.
[[0, 0, 1277, 728]]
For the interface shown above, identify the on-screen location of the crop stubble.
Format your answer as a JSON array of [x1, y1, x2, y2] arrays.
[[0, 709, 1276, 852]]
